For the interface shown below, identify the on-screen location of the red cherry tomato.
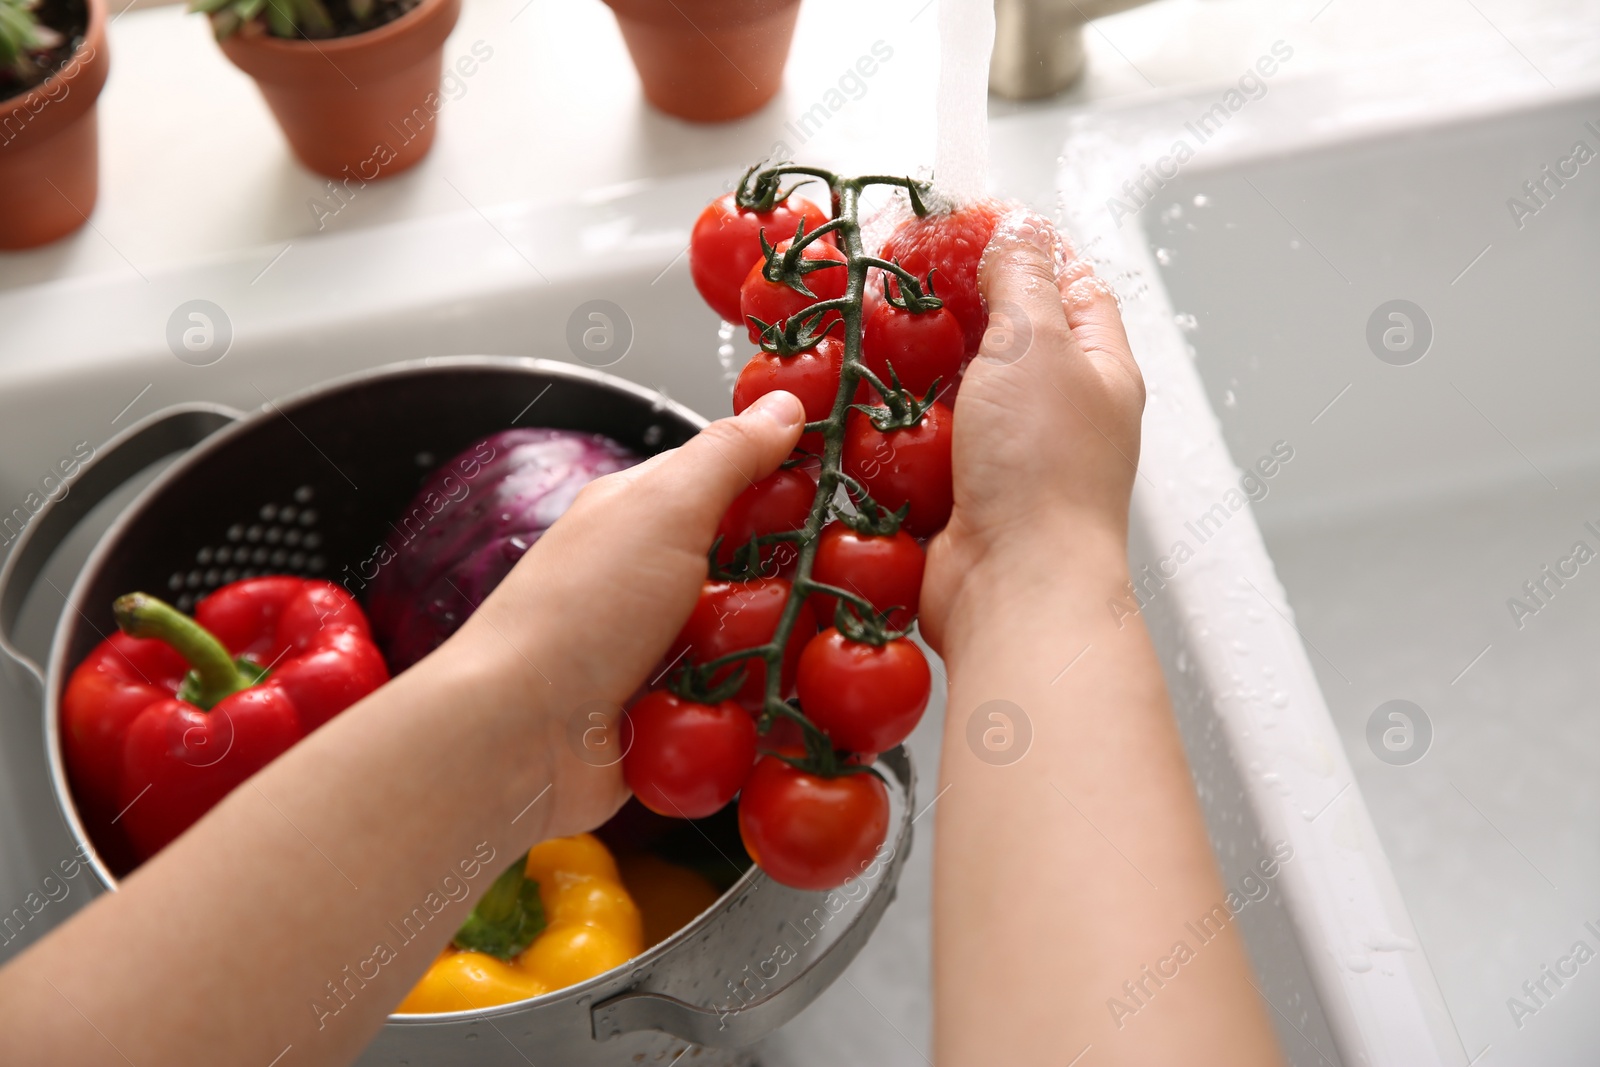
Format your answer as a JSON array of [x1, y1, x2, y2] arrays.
[[621, 691, 757, 820], [715, 469, 815, 572], [860, 299, 964, 402], [808, 524, 925, 630], [690, 193, 831, 324], [796, 630, 931, 754], [737, 756, 890, 890], [877, 200, 1003, 354], [668, 579, 817, 713], [842, 402, 955, 538], [733, 335, 843, 457], [739, 237, 848, 344]]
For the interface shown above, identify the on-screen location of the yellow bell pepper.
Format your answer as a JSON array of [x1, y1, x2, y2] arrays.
[[616, 852, 722, 948], [397, 834, 643, 1013]]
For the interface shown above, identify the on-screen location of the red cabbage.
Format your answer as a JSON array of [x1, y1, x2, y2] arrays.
[[366, 428, 638, 671]]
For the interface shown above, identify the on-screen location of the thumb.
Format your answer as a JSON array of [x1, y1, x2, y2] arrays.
[[618, 389, 806, 547]]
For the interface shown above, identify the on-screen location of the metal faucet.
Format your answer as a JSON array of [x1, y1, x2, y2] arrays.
[[990, 0, 1156, 99]]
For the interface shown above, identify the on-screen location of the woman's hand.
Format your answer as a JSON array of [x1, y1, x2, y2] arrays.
[[920, 213, 1146, 654], [437, 389, 806, 840]]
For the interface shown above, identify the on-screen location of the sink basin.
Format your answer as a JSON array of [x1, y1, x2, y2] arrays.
[[1059, 49, 1600, 1067]]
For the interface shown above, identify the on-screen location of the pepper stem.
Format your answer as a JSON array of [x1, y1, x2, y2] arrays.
[[112, 592, 258, 711]]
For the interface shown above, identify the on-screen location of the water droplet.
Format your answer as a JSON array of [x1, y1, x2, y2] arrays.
[[1271, 691, 1289, 708], [1174, 312, 1198, 332], [1155, 247, 1173, 266], [1223, 389, 1237, 407], [1192, 194, 1209, 207]]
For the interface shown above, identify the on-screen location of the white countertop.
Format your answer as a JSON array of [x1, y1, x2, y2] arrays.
[[1, 0, 1588, 294]]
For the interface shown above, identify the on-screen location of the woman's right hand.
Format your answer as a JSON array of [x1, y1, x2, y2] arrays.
[[919, 213, 1146, 653]]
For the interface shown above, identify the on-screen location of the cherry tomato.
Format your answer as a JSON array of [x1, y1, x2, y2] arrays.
[[715, 469, 815, 572], [842, 402, 954, 538], [877, 200, 1003, 354], [738, 756, 890, 890], [796, 630, 931, 754], [860, 300, 964, 402], [739, 237, 848, 344], [808, 524, 925, 630], [733, 335, 844, 457], [668, 579, 817, 713], [690, 193, 831, 325], [621, 691, 757, 820]]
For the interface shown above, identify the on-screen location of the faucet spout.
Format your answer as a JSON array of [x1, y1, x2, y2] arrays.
[[990, 0, 1154, 100]]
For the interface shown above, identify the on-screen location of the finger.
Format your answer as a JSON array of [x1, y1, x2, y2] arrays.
[[623, 390, 805, 545], [1061, 272, 1137, 380], [977, 213, 1072, 362]]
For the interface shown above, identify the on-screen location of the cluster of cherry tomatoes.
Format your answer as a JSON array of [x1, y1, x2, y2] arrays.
[[620, 167, 1001, 892]]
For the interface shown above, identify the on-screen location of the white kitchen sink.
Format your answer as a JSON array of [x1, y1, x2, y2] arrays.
[[1059, 46, 1600, 1067], [2, 30, 1599, 1067]]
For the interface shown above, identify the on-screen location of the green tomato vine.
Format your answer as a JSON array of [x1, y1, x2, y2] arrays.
[[672, 165, 941, 778]]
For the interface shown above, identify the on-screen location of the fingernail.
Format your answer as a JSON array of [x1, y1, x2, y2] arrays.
[[979, 211, 1062, 282], [744, 389, 804, 428], [994, 211, 1058, 255]]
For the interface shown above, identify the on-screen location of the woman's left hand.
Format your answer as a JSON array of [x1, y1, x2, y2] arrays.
[[439, 389, 806, 840]]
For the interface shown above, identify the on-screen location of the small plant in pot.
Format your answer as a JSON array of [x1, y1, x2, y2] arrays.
[[602, 0, 801, 123], [2, 0, 67, 93], [197, 0, 460, 181], [0, 0, 108, 250]]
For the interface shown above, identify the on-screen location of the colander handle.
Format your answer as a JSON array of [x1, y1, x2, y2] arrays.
[[0, 404, 242, 694], [591, 746, 917, 1050]]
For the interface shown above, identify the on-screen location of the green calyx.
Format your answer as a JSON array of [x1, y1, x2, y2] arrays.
[[832, 599, 908, 647], [734, 164, 816, 214], [666, 654, 751, 706], [834, 473, 907, 538], [879, 264, 945, 314], [112, 592, 265, 712], [852, 363, 944, 432], [749, 307, 840, 358], [451, 854, 546, 961], [757, 219, 847, 299], [706, 530, 804, 583]]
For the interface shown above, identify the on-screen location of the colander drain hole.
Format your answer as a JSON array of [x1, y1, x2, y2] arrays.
[[166, 484, 326, 612]]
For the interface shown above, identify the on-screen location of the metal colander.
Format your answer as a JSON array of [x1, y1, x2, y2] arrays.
[[0, 356, 915, 1067]]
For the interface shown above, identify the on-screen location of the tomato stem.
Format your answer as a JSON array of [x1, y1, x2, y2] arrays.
[[705, 166, 937, 776]]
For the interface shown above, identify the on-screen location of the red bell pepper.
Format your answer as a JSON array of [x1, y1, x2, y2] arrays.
[[61, 577, 389, 864]]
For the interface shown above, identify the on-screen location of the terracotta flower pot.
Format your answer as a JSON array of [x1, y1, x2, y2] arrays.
[[603, 0, 800, 123], [0, 0, 109, 250], [217, 0, 460, 181]]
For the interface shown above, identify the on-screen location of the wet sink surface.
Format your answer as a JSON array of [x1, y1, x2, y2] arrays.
[[1144, 83, 1600, 1066]]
